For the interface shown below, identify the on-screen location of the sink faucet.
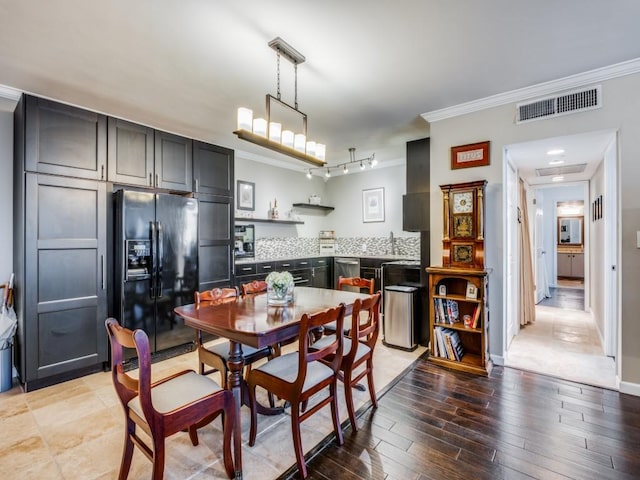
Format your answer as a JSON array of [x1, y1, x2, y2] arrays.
[[389, 231, 396, 255]]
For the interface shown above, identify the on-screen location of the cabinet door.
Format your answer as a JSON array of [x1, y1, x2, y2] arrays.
[[107, 117, 154, 187], [557, 253, 572, 277], [154, 131, 193, 191], [311, 266, 330, 288], [24, 174, 107, 381], [198, 194, 233, 290], [193, 141, 234, 196], [571, 253, 585, 278], [25, 96, 107, 180]]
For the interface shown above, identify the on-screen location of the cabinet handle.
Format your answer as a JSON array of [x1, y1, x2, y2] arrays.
[[299, 262, 308, 266], [101, 255, 105, 290], [241, 267, 252, 271], [101, 165, 105, 180], [149, 173, 153, 186], [155, 173, 159, 187], [281, 263, 291, 267], [262, 265, 272, 270], [194, 178, 199, 192]]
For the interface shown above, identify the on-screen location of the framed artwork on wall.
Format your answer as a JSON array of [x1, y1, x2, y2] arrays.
[[237, 180, 255, 211], [362, 187, 385, 223], [451, 141, 490, 169]]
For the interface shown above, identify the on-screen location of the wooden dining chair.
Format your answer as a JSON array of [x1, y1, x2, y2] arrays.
[[323, 276, 375, 335], [105, 318, 235, 480], [311, 292, 382, 432], [246, 304, 346, 479], [194, 287, 273, 389]]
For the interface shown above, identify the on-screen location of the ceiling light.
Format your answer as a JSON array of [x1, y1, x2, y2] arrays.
[[547, 148, 565, 155], [304, 147, 376, 178], [548, 159, 565, 165], [234, 37, 326, 168], [552, 176, 564, 182]]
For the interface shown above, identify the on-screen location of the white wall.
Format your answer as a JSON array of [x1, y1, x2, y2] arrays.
[[429, 73, 640, 386], [0, 110, 13, 283]]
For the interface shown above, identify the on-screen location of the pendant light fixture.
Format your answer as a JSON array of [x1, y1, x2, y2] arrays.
[[305, 147, 376, 178], [234, 37, 326, 167]]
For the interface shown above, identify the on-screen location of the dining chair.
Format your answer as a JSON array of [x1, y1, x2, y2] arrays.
[[311, 292, 381, 432], [194, 287, 273, 388], [323, 276, 375, 336], [105, 318, 235, 480], [246, 304, 346, 479]]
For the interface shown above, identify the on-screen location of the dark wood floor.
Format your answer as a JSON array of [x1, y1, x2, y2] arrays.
[[287, 358, 640, 480], [539, 287, 584, 310]]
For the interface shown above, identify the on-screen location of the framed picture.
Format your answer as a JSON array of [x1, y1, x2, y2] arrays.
[[362, 187, 385, 223], [451, 141, 490, 170], [438, 285, 447, 296], [237, 180, 255, 211], [466, 282, 477, 299]]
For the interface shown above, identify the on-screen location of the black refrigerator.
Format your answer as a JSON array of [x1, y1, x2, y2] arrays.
[[114, 190, 198, 359]]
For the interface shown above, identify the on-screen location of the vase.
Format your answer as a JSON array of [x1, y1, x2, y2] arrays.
[[267, 283, 294, 306]]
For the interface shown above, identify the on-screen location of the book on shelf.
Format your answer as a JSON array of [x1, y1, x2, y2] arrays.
[[443, 333, 456, 360], [435, 327, 447, 358], [447, 299, 460, 323], [432, 328, 439, 357], [435, 327, 465, 361], [472, 304, 481, 328], [436, 298, 447, 323]]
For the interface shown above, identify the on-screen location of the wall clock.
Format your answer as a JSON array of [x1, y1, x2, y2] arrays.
[[440, 180, 487, 269]]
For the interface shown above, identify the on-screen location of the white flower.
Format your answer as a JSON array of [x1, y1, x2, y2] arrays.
[[265, 271, 294, 290]]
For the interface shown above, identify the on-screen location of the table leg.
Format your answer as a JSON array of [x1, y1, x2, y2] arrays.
[[227, 340, 244, 479]]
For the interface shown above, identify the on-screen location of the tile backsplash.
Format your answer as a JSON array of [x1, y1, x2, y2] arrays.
[[255, 236, 420, 258]]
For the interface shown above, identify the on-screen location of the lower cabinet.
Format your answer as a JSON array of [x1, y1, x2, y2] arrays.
[[557, 252, 584, 278], [234, 257, 332, 290], [311, 258, 332, 288], [15, 173, 108, 391]]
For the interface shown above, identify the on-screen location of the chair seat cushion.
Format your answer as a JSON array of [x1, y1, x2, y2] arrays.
[[312, 335, 371, 363], [206, 341, 271, 363], [128, 371, 223, 416], [254, 352, 334, 392]]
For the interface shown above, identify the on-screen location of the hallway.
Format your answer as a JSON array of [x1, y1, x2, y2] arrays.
[[505, 291, 616, 389]]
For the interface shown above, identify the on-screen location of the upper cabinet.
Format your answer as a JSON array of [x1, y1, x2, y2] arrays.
[[108, 119, 193, 192], [154, 131, 193, 192], [24, 96, 107, 180], [193, 141, 234, 196], [107, 117, 154, 186]]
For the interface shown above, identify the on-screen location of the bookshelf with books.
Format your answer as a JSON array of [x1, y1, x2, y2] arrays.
[[426, 266, 491, 375]]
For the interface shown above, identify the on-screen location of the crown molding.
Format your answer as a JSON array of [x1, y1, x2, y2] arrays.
[[422, 57, 640, 123], [0, 84, 21, 102]]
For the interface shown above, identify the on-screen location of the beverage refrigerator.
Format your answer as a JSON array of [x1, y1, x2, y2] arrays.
[[114, 190, 198, 359]]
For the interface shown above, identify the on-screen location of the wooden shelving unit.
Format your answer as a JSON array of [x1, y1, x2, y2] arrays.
[[427, 266, 491, 376], [292, 203, 334, 212], [234, 217, 303, 225]]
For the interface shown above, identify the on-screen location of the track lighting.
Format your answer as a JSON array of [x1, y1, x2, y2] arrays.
[[305, 147, 376, 178]]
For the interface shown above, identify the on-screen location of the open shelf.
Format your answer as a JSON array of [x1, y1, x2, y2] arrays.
[[433, 322, 482, 334], [234, 217, 303, 225], [292, 203, 335, 212]]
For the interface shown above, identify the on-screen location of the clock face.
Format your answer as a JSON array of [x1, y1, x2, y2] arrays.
[[452, 191, 473, 214]]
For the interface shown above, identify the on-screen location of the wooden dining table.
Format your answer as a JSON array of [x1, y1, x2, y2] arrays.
[[174, 286, 372, 479]]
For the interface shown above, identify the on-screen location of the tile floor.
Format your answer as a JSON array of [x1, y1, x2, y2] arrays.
[[0, 339, 425, 480], [505, 303, 616, 390]]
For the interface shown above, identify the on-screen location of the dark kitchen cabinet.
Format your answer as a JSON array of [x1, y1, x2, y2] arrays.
[[154, 130, 193, 192], [16, 173, 108, 391], [193, 141, 234, 196], [24, 95, 107, 180], [311, 257, 332, 288], [360, 257, 385, 293], [198, 194, 234, 291], [107, 117, 154, 187]]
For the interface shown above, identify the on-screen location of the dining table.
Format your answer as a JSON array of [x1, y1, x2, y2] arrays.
[[174, 286, 372, 479]]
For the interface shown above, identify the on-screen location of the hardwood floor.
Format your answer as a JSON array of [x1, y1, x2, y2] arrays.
[[289, 358, 640, 480]]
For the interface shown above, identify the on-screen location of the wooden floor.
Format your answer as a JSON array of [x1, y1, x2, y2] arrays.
[[289, 358, 640, 480]]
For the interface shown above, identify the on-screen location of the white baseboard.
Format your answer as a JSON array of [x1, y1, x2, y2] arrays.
[[619, 380, 640, 397], [491, 354, 505, 366]]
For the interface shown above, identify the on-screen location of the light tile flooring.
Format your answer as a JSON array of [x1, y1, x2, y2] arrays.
[[0, 339, 425, 480], [505, 304, 616, 389]]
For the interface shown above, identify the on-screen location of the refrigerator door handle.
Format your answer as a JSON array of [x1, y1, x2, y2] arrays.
[[157, 221, 164, 298], [150, 220, 157, 299]]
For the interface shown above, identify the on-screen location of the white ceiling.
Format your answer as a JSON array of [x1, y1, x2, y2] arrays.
[[0, 0, 639, 175]]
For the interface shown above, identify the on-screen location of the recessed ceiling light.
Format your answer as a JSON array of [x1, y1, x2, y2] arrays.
[[547, 148, 565, 155], [548, 159, 565, 165], [552, 176, 564, 182]]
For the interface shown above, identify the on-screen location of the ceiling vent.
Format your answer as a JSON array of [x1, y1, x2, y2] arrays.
[[535, 163, 587, 177], [516, 85, 601, 123]]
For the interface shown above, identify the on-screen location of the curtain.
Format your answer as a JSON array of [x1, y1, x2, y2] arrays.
[[519, 179, 536, 325]]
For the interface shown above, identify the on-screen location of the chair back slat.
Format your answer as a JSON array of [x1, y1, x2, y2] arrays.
[[241, 280, 268, 295], [337, 276, 374, 294], [345, 292, 381, 359], [195, 287, 238, 304]]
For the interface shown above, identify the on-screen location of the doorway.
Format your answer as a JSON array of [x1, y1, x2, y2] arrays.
[[502, 131, 618, 389]]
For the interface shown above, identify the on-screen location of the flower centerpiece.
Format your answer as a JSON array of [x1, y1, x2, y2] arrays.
[[265, 271, 295, 305]]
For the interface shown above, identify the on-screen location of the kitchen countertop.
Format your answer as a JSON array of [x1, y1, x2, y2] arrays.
[[235, 254, 419, 265]]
